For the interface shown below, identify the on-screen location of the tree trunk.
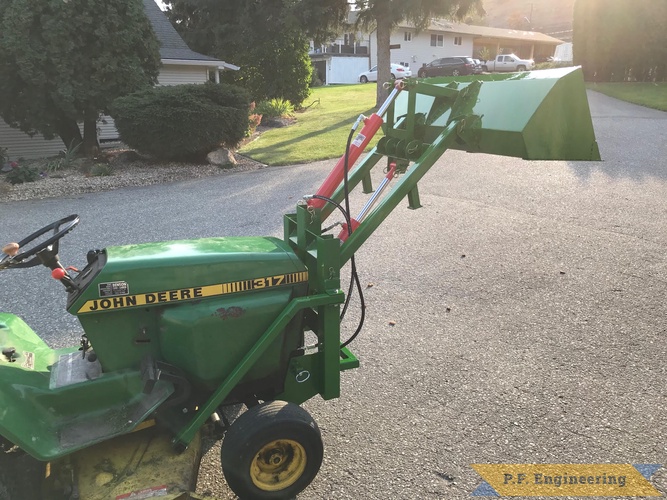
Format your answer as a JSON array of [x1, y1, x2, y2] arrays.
[[83, 110, 100, 157], [375, 3, 392, 108], [54, 118, 83, 153]]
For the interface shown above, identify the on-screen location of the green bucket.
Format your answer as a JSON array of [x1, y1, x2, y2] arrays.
[[390, 67, 601, 161]]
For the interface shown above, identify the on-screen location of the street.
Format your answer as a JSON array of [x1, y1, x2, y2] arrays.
[[1, 91, 666, 499]]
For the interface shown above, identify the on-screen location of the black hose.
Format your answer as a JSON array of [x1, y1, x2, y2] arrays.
[[308, 125, 366, 348]]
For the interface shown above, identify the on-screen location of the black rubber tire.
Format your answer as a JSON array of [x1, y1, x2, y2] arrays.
[[452, 69, 461, 76], [0, 448, 45, 500], [517, 65, 526, 72], [360, 76, 368, 83], [418, 70, 427, 78], [221, 401, 323, 500]]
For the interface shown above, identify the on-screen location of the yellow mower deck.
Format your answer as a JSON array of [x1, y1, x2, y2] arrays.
[[46, 425, 216, 500]]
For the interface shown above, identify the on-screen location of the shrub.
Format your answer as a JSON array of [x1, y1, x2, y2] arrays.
[[5, 165, 39, 184], [0, 147, 7, 166], [255, 98, 295, 119], [90, 163, 113, 176], [110, 83, 251, 161], [534, 61, 573, 70]]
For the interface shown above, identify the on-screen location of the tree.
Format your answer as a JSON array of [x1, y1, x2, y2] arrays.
[[0, 0, 161, 155], [574, 0, 666, 82], [352, 0, 484, 106], [166, 0, 348, 106]]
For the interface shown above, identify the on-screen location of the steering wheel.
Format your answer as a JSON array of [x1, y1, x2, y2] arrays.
[[0, 214, 80, 270]]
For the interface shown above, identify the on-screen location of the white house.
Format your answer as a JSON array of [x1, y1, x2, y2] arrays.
[[370, 20, 564, 74], [309, 13, 370, 85], [311, 17, 563, 84], [1, 0, 238, 160]]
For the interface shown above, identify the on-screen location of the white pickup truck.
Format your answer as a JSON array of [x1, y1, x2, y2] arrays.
[[482, 54, 534, 72]]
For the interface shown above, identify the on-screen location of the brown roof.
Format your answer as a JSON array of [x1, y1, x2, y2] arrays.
[[399, 19, 564, 44]]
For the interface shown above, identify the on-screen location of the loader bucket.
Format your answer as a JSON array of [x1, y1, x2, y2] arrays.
[[391, 66, 600, 161]]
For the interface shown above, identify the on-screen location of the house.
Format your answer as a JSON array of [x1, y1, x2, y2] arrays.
[[309, 12, 370, 85], [311, 17, 563, 84], [371, 20, 564, 72], [0, 0, 238, 160]]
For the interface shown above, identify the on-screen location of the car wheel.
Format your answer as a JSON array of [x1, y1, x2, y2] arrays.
[[452, 69, 461, 76], [360, 75, 368, 83], [517, 65, 526, 72], [418, 70, 427, 78]]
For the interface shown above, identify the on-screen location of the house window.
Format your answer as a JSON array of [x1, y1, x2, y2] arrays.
[[404, 32, 412, 42], [430, 34, 444, 47], [454, 36, 462, 45]]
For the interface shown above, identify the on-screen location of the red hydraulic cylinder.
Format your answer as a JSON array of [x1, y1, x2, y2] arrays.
[[338, 162, 397, 242], [307, 114, 384, 210], [307, 81, 404, 210]]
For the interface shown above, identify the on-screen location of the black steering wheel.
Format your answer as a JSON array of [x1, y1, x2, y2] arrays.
[[0, 214, 80, 270]]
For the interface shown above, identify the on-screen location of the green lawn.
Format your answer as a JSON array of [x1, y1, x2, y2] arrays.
[[586, 82, 667, 112], [240, 85, 377, 166]]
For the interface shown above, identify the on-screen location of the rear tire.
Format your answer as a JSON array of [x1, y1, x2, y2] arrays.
[[418, 70, 427, 78], [221, 401, 323, 500], [452, 69, 461, 76], [0, 446, 45, 500]]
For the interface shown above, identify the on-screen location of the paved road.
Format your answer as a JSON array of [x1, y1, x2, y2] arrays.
[[1, 91, 666, 499]]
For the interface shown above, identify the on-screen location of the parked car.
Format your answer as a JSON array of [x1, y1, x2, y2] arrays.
[[359, 63, 412, 83], [472, 58, 484, 74], [417, 57, 476, 78]]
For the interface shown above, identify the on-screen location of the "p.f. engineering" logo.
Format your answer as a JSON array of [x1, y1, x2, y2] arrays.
[[471, 464, 662, 497], [77, 272, 308, 314]]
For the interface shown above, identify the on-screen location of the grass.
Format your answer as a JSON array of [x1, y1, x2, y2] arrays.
[[240, 84, 377, 166], [586, 82, 667, 112]]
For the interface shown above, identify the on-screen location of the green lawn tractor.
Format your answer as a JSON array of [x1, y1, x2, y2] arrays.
[[0, 67, 600, 499]]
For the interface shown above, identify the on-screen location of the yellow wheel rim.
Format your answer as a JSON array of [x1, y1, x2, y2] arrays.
[[250, 439, 307, 492]]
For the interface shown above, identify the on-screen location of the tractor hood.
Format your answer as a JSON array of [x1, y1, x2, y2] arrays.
[[67, 236, 307, 315]]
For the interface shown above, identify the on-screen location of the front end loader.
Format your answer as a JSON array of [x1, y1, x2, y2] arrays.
[[0, 67, 599, 499]]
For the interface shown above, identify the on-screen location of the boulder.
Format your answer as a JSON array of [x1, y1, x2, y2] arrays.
[[207, 148, 237, 168]]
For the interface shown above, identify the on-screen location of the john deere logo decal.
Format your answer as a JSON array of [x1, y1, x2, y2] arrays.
[[78, 272, 308, 313]]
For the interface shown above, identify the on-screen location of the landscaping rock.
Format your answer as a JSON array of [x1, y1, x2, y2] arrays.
[[207, 148, 237, 168]]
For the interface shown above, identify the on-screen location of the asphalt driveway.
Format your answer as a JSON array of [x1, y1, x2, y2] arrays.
[[0, 91, 665, 499]]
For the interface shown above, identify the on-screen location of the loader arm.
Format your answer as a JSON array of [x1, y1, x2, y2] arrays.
[[310, 67, 600, 265], [162, 67, 601, 454]]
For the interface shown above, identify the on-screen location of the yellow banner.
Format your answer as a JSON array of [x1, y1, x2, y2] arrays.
[[471, 464, 662, 497], [77, 271, 308, 314]]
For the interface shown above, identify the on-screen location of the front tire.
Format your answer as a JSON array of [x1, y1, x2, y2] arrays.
[[418, 70, 427, 78], [221, 401, 323, 500], [517, 65, 526, 72], [360, 75, 368, 83], [452, 69, 461, 76]]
